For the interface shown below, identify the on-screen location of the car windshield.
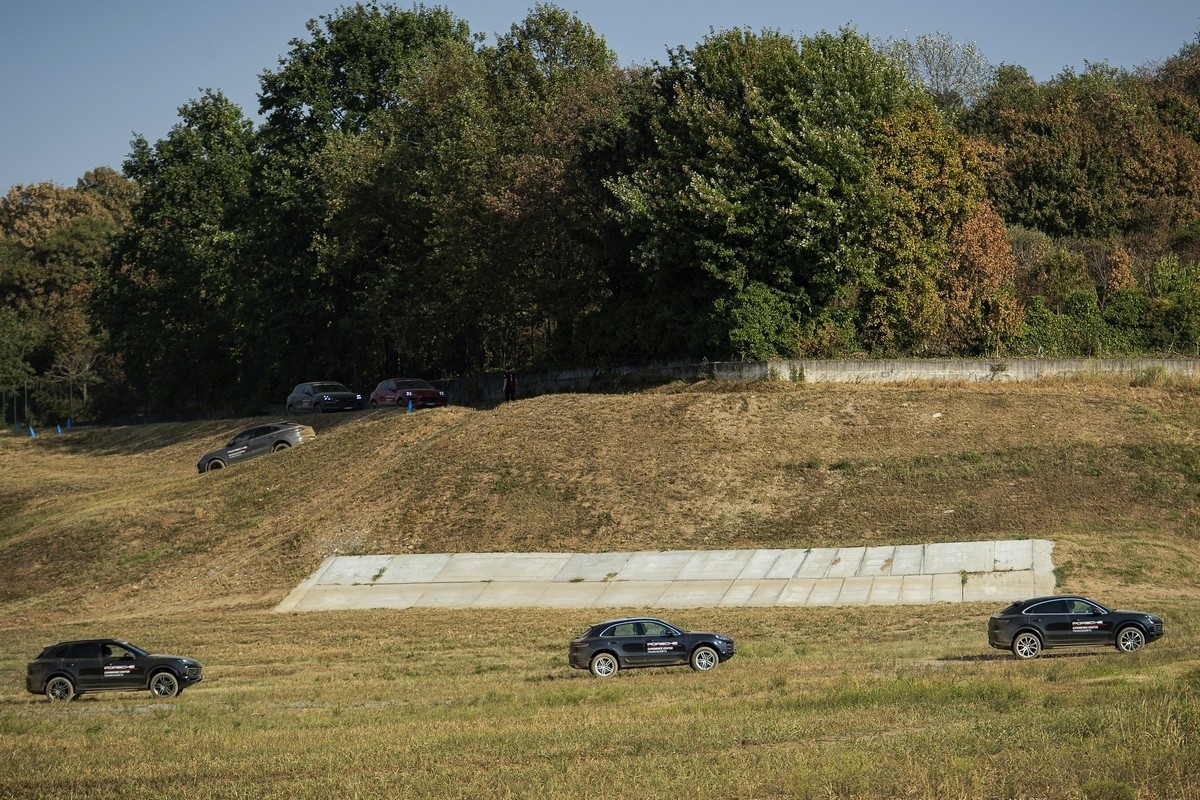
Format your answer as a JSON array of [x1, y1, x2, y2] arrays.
[[396, 380, 434, 390], [116, 641, 149, 657], [313, 382, 350, 393]]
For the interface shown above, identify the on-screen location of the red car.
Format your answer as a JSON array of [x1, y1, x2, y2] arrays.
[[369, 378, 448, 409]]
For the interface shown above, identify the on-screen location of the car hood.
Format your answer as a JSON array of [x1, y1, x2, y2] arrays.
[[150, 653, 202, 665], [687, 630, 730, 639], [1112, 609, 1159, 619]]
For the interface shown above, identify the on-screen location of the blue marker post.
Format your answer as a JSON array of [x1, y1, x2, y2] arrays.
[[56, 424, 63, 436], [66, 418, 73, 429], [28, 426, 36, 438], [407, 398, 414, 413]]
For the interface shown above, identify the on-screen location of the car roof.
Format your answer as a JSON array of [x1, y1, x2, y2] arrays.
[[591, 616, 670, 628]]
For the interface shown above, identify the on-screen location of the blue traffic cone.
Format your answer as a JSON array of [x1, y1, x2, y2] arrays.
[[407, 398, 413, 413], [28, 426, 36, 438], [56, 424, 63, 436]]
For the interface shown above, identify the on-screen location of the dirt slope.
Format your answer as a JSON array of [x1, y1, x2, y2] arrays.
[[2, 378, 1198, 623]]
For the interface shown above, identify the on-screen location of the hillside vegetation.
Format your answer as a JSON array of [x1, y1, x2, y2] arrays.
[[2, 378, 1199, 625]]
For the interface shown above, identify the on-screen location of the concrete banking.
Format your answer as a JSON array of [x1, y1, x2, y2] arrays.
[[275, 539, 1055, 613]]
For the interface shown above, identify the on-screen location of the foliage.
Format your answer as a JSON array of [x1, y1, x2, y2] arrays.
[[97, 91, 256, 413], [880, 31, 995, 116]]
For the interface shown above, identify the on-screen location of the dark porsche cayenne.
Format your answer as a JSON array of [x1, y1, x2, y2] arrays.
[[569, 617, 735, 678], [988, 595, 1164, 660], [286, 381, 364, 413], [26, 639, 203, 701]]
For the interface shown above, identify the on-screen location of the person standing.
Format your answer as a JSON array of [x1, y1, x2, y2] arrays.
[[503, 368, 517, 402]]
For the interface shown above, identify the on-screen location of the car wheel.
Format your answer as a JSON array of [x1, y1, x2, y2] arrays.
[[1012, 631, 1042, 660], [149, 671, 180, 698], [690, 645, 719, 672], [589, 653, 618, 678], [272, 442, 290, 453], [286, 404, 295, 414], [1116, 625, 1146, 653], [205, 459, 225, 472], [369, 400, 378, 408], [314, 403, 324, 413], [46, 676, 75, 702]]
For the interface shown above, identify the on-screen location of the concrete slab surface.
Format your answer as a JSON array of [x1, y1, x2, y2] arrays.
[[275, 539, 1056, 613]]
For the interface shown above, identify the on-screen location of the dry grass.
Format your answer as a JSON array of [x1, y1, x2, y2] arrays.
[[1, 603, 1198, 799], [2, 378, 1200, 798], [3, 378, 1199, 622]]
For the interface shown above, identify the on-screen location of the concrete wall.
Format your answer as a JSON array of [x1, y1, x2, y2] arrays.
[[444, 357, 1200, 405]]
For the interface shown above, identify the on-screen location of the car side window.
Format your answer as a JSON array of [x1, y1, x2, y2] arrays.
[[108, 643, 137, 659], [604, 623, 639, 637], [641, 621, 672, 636], [1066, 599, 1100, 614], [1026, 600, 1069, 614], [64, 642, 100, 659]]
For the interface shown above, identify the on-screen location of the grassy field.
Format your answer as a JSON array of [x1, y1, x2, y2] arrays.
[[2, 376, 1199, 798], [1, 604, 1197, 799]]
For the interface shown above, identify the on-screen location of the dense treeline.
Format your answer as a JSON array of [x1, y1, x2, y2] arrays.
[[3, 3, 1200, 419]]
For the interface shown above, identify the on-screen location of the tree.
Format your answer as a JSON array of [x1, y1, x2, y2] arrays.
[[247, 3, 476, 396], [610, 26, 983, 358], [98, 91, 256, 412], [881, 31, 995, 117]]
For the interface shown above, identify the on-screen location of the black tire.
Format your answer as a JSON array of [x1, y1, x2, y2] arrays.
[[1115, 625, 1146, 653], [286, 404, 295, 414], [690, 645, 719, 672], [272, 441, 290, 453], [589, 652, 618, 678], [45, 676, 75, 702], [314, 403, 324, 414], [205, 459, 225, 472], [149, 671, 179, 698], [369, 400, 378, 408], [1012, 631, 1042, 660]]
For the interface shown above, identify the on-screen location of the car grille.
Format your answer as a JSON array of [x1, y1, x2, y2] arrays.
[[186, 667, 202, 680], [1153, 622, 1164, 635]]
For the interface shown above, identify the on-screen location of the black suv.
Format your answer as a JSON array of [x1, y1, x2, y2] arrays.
[[26, 639, 203, 701], [286, 382, 364, 413], [569, 617, 735, 678], [988, 596, 1164, 659]]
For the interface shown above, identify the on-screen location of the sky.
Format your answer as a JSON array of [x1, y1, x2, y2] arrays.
[[2, 1, 1198, 192]]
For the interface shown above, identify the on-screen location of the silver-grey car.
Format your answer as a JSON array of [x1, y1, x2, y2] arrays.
[[197, 421, 315, 473]]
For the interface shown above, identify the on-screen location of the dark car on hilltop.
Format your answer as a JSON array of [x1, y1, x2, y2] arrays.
[[286, 381, 364, 413], [569, 616, 735, 678], [988, 595, 1164, 660], [369, 378, 447, 409], [26, 639, 203, 701], [197, 421, 315, 473]]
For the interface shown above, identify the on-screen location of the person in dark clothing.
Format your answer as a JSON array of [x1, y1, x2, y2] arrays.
[[503, 369, 517, 402]]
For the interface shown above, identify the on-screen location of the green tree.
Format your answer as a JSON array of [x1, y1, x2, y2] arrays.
[[97, 91, 255, 412], [249, 3, 474, 395], [611, 26, 982, 358]]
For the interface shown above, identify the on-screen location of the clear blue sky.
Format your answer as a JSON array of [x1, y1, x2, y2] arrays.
[[2, 1, 1197, 191]]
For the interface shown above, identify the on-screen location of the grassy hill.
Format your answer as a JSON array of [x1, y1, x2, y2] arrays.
[[3, 376, 1200, 799], [2, 376, 1199, 623]]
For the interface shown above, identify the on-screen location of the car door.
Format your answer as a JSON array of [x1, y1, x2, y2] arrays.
[[639, 620, 687, 665], [64, 642, 104, 689], [102, 642, 146, 689], [294, 384, 315, 412], [604, 622, 646, 665], [245, 426, 275, 459], [1066, 598, 1113, 645], [381, 380, 398, 406], [1025, 599, 1072, 646], [225, 428, 256, 463]]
